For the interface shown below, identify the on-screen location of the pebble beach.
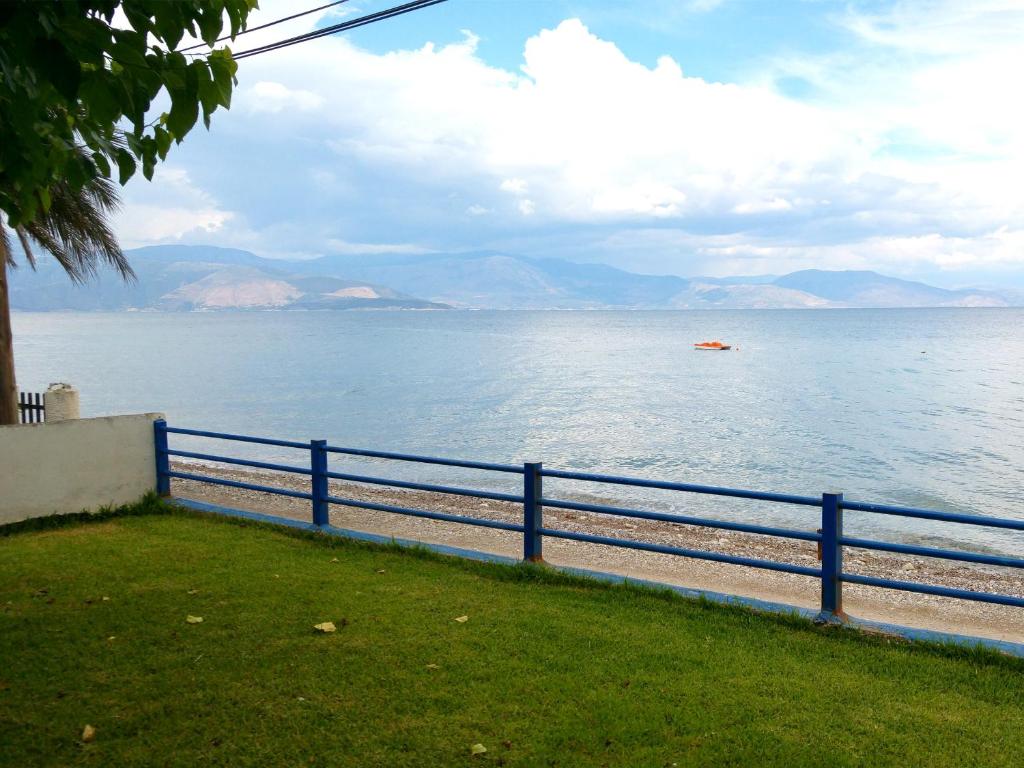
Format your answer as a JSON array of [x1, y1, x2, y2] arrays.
[[171, 460, 1024, 645]]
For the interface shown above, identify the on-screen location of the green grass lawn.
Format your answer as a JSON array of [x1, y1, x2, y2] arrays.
[[1, 507, 1022, 767]]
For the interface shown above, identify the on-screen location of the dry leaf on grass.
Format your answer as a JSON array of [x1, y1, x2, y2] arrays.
[[313, 622, 337, 633], [330, 558, 339, 563], [454, 615, 469, 623], [470, 743, 487, 755], [81, 725, 96, 743], [187, 589, 200, 595], [425, 663, 439, 670], [186, 615, 203, 624]]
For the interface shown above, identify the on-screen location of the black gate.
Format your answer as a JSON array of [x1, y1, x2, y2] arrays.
[[18, 392, 44, 424]]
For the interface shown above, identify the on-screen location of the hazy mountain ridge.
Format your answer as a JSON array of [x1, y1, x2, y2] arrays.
[[7, 245, 1019, 310], [773, 270, 1007, 308], [8, 245, 449, 311], [279, 250, 691, 309]]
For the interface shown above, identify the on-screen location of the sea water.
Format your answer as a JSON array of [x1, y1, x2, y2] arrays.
[[12, 308, 1024, 554]]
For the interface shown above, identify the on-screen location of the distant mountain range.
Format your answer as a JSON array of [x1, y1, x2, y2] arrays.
[[8, 245, 448, 311], [7, 244, 1021, 311]]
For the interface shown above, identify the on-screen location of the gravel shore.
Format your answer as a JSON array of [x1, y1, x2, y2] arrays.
[[170, 460, 1024, 644]]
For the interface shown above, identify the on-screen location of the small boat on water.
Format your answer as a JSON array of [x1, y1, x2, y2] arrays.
[[694, 340, 731, 351]]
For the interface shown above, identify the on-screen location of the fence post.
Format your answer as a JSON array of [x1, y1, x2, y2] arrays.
[[311, 439, 329, 526], [154, 419, 170, 497], [817, 491, 845, 623], [523, 462, 543, 562]]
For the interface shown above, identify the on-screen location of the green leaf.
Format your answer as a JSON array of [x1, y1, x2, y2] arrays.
[[196, 67, 219, 128], [142, 151, 156, 181], [28, 39, 81, 101], [166, 90, 199, 140], [115, 149, 136, 185], [208, 49, 237, 107], [64, 154, 92, 188], [80, 75, 121, 125], [0, 0, 254, 227], [154, 126, 172, 160], [124, 132, 143, 155], [152, 3, 187, 50], [225, 1, 258, 39], [196, 9, 224, 47], [92, 152, 111, 179], [110, 30, 149, 69], [72, 17, 114, 68], [122, 3, 155, 37], [160, 71, 185, 93]]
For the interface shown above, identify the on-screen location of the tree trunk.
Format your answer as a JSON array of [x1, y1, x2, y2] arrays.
[[0, 239, 18, 425]]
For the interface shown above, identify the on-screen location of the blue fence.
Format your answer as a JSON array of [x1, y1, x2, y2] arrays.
[[154, 420, 1024, 621]]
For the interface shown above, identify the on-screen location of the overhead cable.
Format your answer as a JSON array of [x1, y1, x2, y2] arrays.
[[179, 1, 353, 53], [231, 0, 449, 60]]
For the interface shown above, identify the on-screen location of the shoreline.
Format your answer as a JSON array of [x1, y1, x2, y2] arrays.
[[169, 460, 1024, 644]]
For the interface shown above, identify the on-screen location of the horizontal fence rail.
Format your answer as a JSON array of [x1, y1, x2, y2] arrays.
[[325, 445, 524, 474], [154, 421, 1024, 620], [541, 468, 822, 507], [540, 497, 822, 542], [326, 471, 524, 504]]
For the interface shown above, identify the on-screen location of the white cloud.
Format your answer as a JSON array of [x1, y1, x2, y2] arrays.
[[593, 183, 687, 217], [500, 178, 529, 194], [325, 239, 432, 255], [687, 0, 726, 12], [243, 81, 325, 113], [126, 3, 1024, 280], [231, 19, 868, 224], [691, 227, 1024, 277], [320, 3, 360, 21], [763, 1, 1024, 221], [116, 168, 233, 245], [733, 197, 793, 215], [837, 1, 1024, 56]]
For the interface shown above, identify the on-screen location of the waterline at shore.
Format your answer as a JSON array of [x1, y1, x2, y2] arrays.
[[15, 309, 1024, 554]]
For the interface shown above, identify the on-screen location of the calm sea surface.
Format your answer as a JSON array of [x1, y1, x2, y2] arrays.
[[12, 309, 1024, 554]]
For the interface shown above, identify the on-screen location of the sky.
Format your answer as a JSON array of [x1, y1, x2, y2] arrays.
[[115, 0, 1024, 288]]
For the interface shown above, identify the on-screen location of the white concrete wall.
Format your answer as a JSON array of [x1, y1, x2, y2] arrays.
[[0, 413, 163, 524]]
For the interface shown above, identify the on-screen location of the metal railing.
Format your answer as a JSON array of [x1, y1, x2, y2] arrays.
[[154, 420, 1024, 621]]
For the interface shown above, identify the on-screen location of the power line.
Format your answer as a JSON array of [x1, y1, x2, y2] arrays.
[[179, 1, 353, 53], [232, 0, 449, 60], [233, 0, 448, 59]]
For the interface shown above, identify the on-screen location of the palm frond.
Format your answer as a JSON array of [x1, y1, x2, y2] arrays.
[[15, 228, 35, 269], [19, 175, 134, 284], [0, 223, 10, 269], [8, 137, 134, 284]]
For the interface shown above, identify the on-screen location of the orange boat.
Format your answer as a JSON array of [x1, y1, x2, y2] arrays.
[[694, 340, 731, 351]]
